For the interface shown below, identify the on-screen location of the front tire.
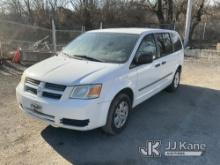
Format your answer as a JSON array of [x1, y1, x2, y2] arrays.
[[102, 93, 131, 135], [166, 69, 181, 92]]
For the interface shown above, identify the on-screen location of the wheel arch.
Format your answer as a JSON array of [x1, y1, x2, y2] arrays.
[[112, 87, 134, 107], [102, 87, 134, 134]]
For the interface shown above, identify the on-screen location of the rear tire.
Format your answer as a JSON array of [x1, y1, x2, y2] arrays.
[[102, 93, 131, 135], [166, 69, 181, 92]]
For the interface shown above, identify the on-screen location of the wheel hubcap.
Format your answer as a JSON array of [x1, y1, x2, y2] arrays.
[[113, 101, 129, 128], [174, 72, 180, 88]]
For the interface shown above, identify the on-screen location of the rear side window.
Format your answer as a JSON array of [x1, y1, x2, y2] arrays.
[[154, 33, 173, 56], [170, 33, 183, 52]]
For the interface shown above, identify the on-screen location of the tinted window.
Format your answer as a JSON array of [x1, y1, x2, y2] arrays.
[[136, 34, 157, 59], [170, 33, 182, 51], [155, 33, 173, 56], [62, 32, 139, 63]]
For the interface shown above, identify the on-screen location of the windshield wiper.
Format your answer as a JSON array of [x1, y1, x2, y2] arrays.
[[73, 55, 104, 62]]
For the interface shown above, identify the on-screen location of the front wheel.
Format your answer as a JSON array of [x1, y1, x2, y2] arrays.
[[166, 69, 181, 92], [102, 93, 131, 135]]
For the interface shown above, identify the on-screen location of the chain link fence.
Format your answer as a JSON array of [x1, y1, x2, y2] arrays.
[[56, 29, 83, 50], [99, 21, 220, 49], [0, 20, 82, 58], [0, 20, 220, 63], [179, 22, 220, 49], [0, 20, 52, 53]]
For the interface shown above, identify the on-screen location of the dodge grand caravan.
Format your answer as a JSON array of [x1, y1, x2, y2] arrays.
[[16, 28, 184, 135]]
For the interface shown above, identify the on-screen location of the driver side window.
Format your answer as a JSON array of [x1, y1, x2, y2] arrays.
[[136, 34, 157, 59]]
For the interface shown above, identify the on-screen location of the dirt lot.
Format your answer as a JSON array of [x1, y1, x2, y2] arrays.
[[0, 61, 220, 165]]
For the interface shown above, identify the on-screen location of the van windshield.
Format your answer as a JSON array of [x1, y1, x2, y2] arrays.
[[62, 32, 139, 63]]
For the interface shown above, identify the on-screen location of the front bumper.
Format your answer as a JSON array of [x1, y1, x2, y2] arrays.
[[16, 83, 110, 131]]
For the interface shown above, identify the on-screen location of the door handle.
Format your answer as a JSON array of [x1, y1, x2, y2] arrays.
[[155, 63, 161, 68], [162, 61, 166, 65]]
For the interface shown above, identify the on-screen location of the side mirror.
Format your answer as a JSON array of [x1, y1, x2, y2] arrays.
[[135, 53, 154, 65]]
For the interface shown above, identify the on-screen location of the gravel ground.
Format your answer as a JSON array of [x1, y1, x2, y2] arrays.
[[0, 61, 220, 165]]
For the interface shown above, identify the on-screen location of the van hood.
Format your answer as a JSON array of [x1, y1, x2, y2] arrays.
[[25, 55, 120, 85]]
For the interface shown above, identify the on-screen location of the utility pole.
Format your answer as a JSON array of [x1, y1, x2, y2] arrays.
[[184, 0, 193, 47]]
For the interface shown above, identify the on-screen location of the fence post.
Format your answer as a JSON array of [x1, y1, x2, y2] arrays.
[[202, 22, 207, 40], [173, 23, 175, 31], [52, 19, 56, 52], [100, 22, 103, 29], [81, 25, 85, 33], [0, 41, 2, 62]]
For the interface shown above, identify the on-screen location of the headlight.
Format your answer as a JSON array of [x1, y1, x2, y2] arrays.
[[70, 84, 102, 99]]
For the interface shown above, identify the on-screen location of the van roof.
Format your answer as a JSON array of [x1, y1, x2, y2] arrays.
[[88, 28, 175, 35]]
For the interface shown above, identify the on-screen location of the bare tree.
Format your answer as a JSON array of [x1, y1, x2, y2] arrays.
[[189, 0, 208, 41], [4, 0, 24, 21], [145, 0, 175, 24], [70, 0, 99, 29]]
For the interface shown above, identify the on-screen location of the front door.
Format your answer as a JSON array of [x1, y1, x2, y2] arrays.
[[133, 34, 163, 105]]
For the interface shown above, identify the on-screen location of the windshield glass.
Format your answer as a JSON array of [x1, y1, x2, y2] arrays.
[[62, 32, 139, 63]]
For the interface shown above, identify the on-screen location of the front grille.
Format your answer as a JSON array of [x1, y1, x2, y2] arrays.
[[42, 92, 62, 99], [45, 83, 66, 91], [25, 86, 37, 95], [26, 78, 40, 86], [24, 77, 66, 100]]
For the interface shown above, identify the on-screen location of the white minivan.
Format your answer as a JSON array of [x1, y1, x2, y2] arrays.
[[16, 28, 184, 135]]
